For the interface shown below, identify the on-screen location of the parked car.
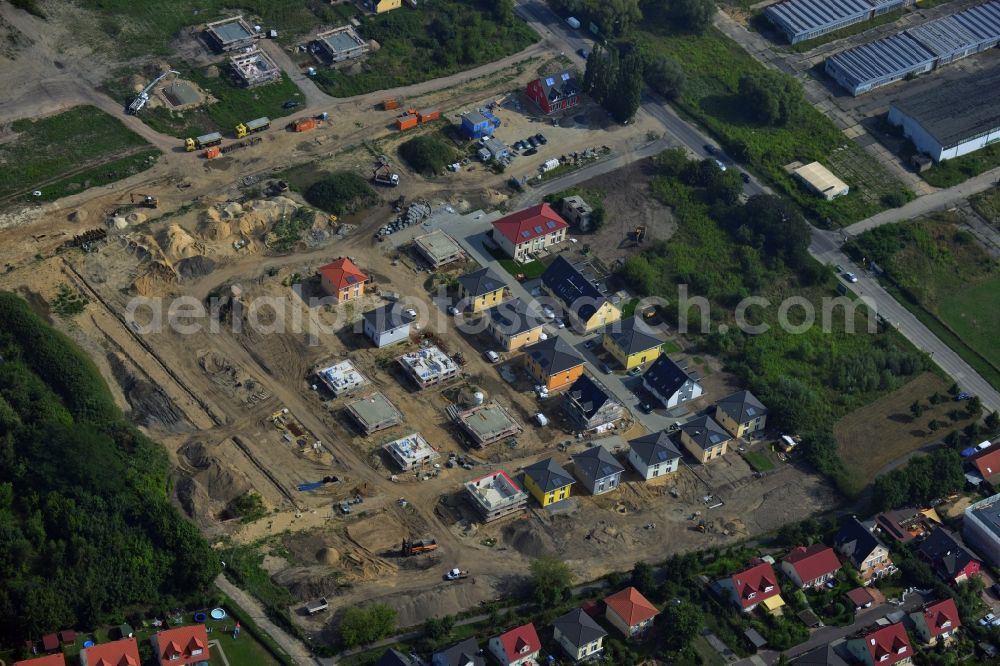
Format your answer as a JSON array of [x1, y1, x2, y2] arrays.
[[843, 272, 858, 283], [956, 392, 972, 401], [447, 305, 460, 316], [638, 401, 654, 414], [283, 100, 301, 109], [628, 366, 643, 377], [554, 318, 566, 329], [577, 48, 589, 59], [981, 613, 997, 626], [704, 144, 716, 155], [741, 172, 750, 183], [484, 350, 500, 363], [524, 147, 538, 156], [535, 133, 547, 144], [600, 362, 612, 374], [714, 159, 727, 171], [527, 136, 539, 147], [541, 305, 555, 319]]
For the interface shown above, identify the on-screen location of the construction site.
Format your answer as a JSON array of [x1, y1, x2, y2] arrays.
[[0, 0, 843, 649], [230, 49, 282, 88]]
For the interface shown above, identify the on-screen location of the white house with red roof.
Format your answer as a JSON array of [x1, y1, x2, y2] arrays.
[[318, 257, 368, 302], [910, 598, 961, 645], [719, 560, 783, 613], [491, 203, 568, 263], [79, 638, 142, 666], [847, 623, 912, 666], [488, 623, 541, 666], [603, 586, 659, 638], [780, 544, 842, 589], [151, 625, 210, 666], [14, 655, 66, 666]]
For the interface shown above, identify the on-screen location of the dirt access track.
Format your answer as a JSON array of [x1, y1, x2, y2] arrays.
[[0, 0, 835, 646]]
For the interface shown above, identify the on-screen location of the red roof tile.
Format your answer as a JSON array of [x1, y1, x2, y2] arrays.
[[80, 638, 141, 666], [847, 587, 875, 607], [604, 587, 659, 627], [729, 561, 781, 610], [920, 598, 961, 638], [153, 625, 210, 666], [861, 623, 911, 666], [14, 655, 67, 666], [782, 544, 841, 584], [975, 448, 1000, 480], [496, 623, 541, 662], [41, 634, 59, 652], [492, 203, 568, 245], [318, 258, 367, 291]]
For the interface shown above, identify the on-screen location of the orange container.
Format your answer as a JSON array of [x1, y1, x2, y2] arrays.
[[294, 119, 317, 132], [382, 98, 400, 110], [418, 109, 440, 123], [204, 146, 221, 159], [397, 115, 418, 130]]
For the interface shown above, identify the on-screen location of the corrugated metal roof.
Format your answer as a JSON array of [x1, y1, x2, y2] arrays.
[[906, 16, 979, 56], [950, 0, 1000, 44], [766, 0, 874, 36], [827, 32, 935, 89], [891, 64, 1000, 147]]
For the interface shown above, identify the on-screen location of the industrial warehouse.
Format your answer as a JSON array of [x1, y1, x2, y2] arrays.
[[766, 0, 914, 45], [826, 0, 1000, 95], [887, 65, 1000, 161]]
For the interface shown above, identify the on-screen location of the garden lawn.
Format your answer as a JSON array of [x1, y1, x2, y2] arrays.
[[937, 276, 1000, 372], [0, 105, 158, 202], [921, 142, 1000, 188], [636, 26, 910, 226]]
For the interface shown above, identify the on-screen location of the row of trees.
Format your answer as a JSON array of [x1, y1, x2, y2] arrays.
[[550, 0, 715, 36], [0, 294, 218, 642], [583, 43, 645, 123], [872, 449, 965, 511]]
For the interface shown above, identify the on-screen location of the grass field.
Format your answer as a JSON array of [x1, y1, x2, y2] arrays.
[[742, 450, 775, 472], [0, 105, 159, 202], [105, 67, 304, 140], [834, 372, 969, 496], [311, 1, 538, 97], [636, 25, 910, 226], [971, 184, 1000, 226], [848, 214, 1000, 389], [921, 142, 1000, 188], [79, 0, 354, 57]]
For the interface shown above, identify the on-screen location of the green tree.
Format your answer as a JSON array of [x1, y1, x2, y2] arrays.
[[910, 400, 924, 418], [986, 411, 1000, 432], [303, 172, 378, 215], [645, 56, 686, 100], [967, 395, 983, 417], [630, 561, 656, 597], [398, 135, 458, 175], [493, 0, 515, 25], [668, 0, 716, 33], [530, 556, 574, 606], [339, 604, 397, 648], [738, 70, 804, 126], [609, 48, 644, 123], [660, 601, 703, 649], [594, 0, 643, 36]]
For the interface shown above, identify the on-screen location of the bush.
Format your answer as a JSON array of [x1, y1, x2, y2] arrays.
[[399, 135, 458, 176], [339, 604, 397, 648], [738, 70, 804, 126], [303, 172, 378, 215], [645, 56, 686, 100]]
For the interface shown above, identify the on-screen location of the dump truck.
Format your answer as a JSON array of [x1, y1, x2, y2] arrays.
[[185, 132, 223, 151], [292, 118, 317, 132], [382, 98, 401, 110], [373, 165, 400, 187], [401, 537, 438, 556], [235, 116, 271, 138], [204, 136, 264, 159]]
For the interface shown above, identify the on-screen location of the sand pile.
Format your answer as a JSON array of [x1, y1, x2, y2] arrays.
[[159, 224, 204, 260], [126, 212, 147, 225], [484, 188, 508, 206], [132, 260, 177, 296], [68, 209, 88, 223], [317, 547, 340, 564], [175, 439, 253, 521], [197, 197, 301, 241]]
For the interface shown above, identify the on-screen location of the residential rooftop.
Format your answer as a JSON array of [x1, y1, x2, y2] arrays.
[[413, 229, 465, 267], [317, 359, 368, 396], [383, 432, 439, 470], [346, 392, 402, 434], [465, 470, 527, 512], [487, 298, 545, 336], [398, 345, 458, 388], [449, 401, 522, 446]]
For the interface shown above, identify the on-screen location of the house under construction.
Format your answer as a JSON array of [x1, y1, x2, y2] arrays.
[[205, 16, 256, 52], [314, 25, 370, 64], [230, 49, 282, 88], [448, 401, 523, 447]]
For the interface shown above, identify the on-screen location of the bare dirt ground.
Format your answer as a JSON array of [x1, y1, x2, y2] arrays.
[[0, 0, 839, 645]]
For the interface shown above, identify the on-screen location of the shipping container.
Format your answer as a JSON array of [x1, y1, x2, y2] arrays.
[[382, 98, 401, 110], [293, 118, 317, 132], [204, 146, 222, 159], [418, 109, 440, 123], [397, 114, 418, 130]]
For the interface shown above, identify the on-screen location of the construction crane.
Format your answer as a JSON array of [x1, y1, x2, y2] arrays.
[[127, 69, 179, 115]]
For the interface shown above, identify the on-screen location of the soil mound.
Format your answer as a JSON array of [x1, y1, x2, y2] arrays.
[[317, 547, 340, 564], [159, 224, 204, 260], [504, 521, 556, 558], [176, 255, 216, 279]]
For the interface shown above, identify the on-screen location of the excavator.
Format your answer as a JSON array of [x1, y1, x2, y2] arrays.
[[130, 193, 159, 208], [401, 536, 438, 556]]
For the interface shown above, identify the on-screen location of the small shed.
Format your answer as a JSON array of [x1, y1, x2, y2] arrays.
[[41, 633, 59, 652], [792, 161, 849, 201], [846, 586, 874, 610], [744, 628, 767, 649]]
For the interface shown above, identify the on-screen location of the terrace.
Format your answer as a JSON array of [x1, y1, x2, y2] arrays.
[[346, 392, 403, 435], [314, 26, 370, 64], [464, 470, 528, 522], [317, 360, 369, 397], [397, 345, 459, 389], [205, 16, 256, 52]]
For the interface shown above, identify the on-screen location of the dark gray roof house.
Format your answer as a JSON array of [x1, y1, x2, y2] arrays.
[[834, 517, 886, 568], [563, 374, 624, 431], [487, 298, 545, 337], [604, 316, 662, 357], [572, 445, 624, 495], [377, 648, 414, 666], [541, 256, 611, 325], [525, 336, 585, 376], [431, 638, 485, 666], [552, 608, 607, 658], [715, 390, 767, 425], [523, 457, 574, 493], [678, 415, 731, 451], [642, 355, 703, 408], [457, 267, 507, 298], [629, 432, 684, 467], [362, 303, 413, 348]]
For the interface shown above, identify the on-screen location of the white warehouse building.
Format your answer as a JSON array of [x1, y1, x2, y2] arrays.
[[766, 0, 912, 45], [888, 65, 1000, 161], [964, 492, 1000, 567]]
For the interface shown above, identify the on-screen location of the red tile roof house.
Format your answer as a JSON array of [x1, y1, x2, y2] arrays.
[[151, 625, 211, 666], [318, 257, 368, 303], [846, 623, 912, 666], [719, 560, 782, 613], [847, 586, 875, 610], [488, 623, 541, 666], [79, 638, 141, 666], [491, 203, 569, 263], [604, 587, 659, 638], [780, 544, 842, 589], [910, 598, 961, 646], [14, 655, 66, 666]]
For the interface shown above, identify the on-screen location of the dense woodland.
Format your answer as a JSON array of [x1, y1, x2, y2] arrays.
[[0, 294, 218, 642]]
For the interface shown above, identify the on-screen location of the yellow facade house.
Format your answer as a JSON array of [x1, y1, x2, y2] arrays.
[[602, 317, 663, 370], [368, 0, 402, 14], [523, 457, 574, 506], [457, 267, 507, 313]]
